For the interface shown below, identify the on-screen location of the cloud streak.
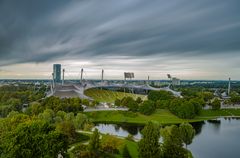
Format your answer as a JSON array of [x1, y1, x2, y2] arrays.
[[0, 0, 240, 79]]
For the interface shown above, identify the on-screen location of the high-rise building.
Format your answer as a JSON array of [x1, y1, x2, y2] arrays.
[[53, 64, 61, 83], [172, 77, 181, 86]]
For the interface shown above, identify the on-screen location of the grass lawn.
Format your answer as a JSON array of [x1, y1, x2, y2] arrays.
[[85, 109, 240, 125], [69, 131, 138, 158], [198, 109, 240, 117], [84, 88, 147, 103], [85, 109, 211, 125], [115, 139, 138, 158]]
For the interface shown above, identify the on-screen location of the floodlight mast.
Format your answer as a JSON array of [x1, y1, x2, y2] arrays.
[[80, 68, 83, 84], [167, 74, 172, 88], [228, 77, 231, 96], [101, 69, 104, 90], [50, 80, 53, 94], [52, 73, 55, 89], [123, 72, 135, 94]]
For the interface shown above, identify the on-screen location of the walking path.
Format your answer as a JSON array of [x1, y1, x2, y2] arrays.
[[84, 107, 128, 112]]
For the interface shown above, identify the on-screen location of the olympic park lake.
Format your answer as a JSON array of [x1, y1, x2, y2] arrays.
[[94, 117, 240, 158]]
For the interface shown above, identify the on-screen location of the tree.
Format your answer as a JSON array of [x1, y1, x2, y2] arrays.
[[56, 121, 76, 143], [8, 98, 22, 111], [65, 112, 75, 122], [38, 109, 55, 123], [88, 129, 100, 154], [136, 97, 143, 104], [101, 134, 123, 154], [121, 97, 139, 112], [73, 113, 90, 130], [189, 98, 203, 115], [0, 119, 68, 158], [82, 99, 90, 106], [155, 100, 170, 109], [169, 98, 198, 119], [211, 98, 221, 110], [138, 122, 161, 158], [169, 98, 183, 114], [178, 102, 196, 119], [161, 125, 188, 158], [139, 100, 156, 115], [148, 90, 173, 102], [179, 123, 195, 148], [122, 145, 131, 158], [127, 99, 139, 112], [115, 98, 121, 107], [56, 111, 67, 120], [90, 100, 99, 107], [26, 101, 43, 115], [198, 92, 214, 102]]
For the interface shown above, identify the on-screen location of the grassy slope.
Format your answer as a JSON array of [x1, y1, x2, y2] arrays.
[[198, 109, 240, 117], [85, 109, 240, 125], [85, 109, 211, 125], [84, 89, 147, 103], [68, 131, 138, 158], [115, 140, 138, 158]]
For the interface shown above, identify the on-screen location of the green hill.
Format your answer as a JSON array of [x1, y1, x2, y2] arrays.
[[84, 88, 147, 103]]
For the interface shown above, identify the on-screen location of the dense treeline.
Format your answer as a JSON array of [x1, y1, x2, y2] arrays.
[[0, 84, 46, 103], [0, 85, 46, 117], [41, 96, 84, 114], [0, 113, 68, 158], [0, 84, 87, 117], [147, 91, 207, 119], [0, 109, 93, 158], [226, 92, 240, 105], [115, 96, 156, 115], [114, 90, 211, 118], [168, 98, 203, 119], [0, 85, 94, 157]]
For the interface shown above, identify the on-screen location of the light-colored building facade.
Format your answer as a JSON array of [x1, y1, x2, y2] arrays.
[[172, 77, 180, 86]]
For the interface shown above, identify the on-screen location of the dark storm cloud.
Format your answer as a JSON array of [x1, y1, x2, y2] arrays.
[[0, 0, 240, 66]]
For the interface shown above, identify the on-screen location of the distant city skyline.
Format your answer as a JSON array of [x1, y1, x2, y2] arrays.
[[0, 0, 240, 80]]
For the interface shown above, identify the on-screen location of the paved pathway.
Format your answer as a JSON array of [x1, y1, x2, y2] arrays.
[[84, 107, 128, 112]]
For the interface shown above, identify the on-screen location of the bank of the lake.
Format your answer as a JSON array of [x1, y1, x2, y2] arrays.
[[93, 117, 240, 158], [85, 109, 240, 125]]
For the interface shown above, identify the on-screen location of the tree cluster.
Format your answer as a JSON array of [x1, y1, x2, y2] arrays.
[[0, 84, 46, 117], [138, 122, 195, 158], [0, 113, 68, 158], [115, 97, 156, 115], [147, 90, 204, 119], [169, 98, 203, 119], [74, 129, 124, 158], [211, 98, 221, 110], [41, 96, 84, 114]]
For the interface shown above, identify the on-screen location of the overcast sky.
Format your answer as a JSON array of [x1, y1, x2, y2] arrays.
[[0, 0, 240, 80]]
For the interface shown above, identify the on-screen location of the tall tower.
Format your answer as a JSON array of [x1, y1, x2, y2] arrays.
[[62, 69, 65, 86], [228, 77, 231, 96], [53, 64, 61, 83]]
